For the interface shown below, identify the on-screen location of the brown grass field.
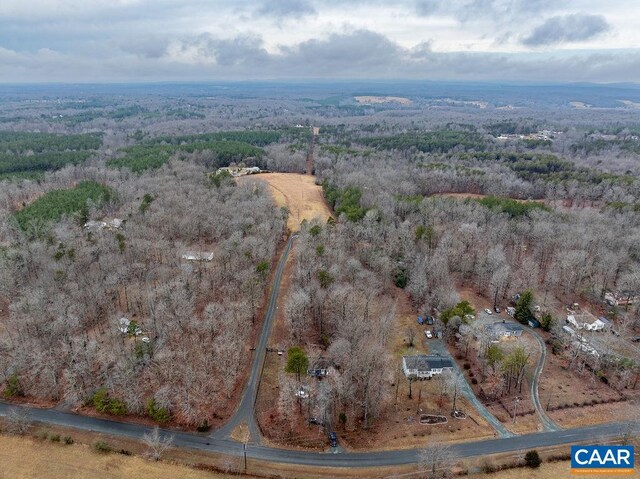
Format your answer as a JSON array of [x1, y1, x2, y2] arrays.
[[0, 435, 235, 479], [239, 173, 332, 232], [469, 461, 578, 478]]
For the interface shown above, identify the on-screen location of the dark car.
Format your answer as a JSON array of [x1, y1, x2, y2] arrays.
[[328, 431, 337, 447]]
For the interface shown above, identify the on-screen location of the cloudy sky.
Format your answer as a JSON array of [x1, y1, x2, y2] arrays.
[[1, 0, 639, 83]]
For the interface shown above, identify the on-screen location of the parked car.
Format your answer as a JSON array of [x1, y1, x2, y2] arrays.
[[425, 330, 433, 339], [425, 316, 434, 325], [308, 417, 324, 426], [494, 306, 501, 313], [417, 315, 424, 325], [484, 308, 492, 315], [328, 431, 337, 447]]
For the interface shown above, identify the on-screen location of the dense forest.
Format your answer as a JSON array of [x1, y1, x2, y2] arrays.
[[0, 84, 639, 433]]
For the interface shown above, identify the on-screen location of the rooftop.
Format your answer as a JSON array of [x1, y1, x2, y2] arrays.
[[490, 321, 523, 333], [403, 355, 453, 371]]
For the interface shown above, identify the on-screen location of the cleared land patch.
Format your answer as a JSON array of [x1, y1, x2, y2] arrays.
[[354, 96, 412, 105], [238, 173, 332, 232]]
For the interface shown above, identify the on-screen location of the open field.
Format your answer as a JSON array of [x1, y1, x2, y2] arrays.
[[239, 173, 332, 232], [0, 434, 234, 479], [470, 461, 572, 478]]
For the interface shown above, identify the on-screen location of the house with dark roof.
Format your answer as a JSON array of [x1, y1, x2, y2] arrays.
[[402, 355, 454, 379], [488, 321, 524, 339]]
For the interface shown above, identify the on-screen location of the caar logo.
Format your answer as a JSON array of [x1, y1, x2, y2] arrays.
[[571, 445, 634, 475]]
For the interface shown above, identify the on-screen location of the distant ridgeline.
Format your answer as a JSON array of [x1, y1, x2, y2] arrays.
[[107, 129, 307, 172], [0, 131, 102, 180], [356, 129, 635, 186]]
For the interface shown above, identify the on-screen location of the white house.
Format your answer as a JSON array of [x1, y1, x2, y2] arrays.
[[566, 313, 607, 331], [118, 317, 131, 334], [181, 252, 214, 262], [402, 355, 454, 379], [84, 218, 123, 231]]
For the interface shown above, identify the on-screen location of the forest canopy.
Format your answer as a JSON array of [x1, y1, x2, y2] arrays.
[[13, 180, 114, 232]]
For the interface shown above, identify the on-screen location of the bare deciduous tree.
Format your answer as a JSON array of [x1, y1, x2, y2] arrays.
[[3, 408, 32, 435], [142, 426, 174, 461], [418, 437, 457, 478]]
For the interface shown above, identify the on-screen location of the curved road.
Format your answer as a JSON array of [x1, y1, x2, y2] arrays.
[[526, 327, 561, 432], [213, 234, 296, 443], [1, 234, 636, 471], [427, 339, 511, 437], [0, 402, 636, 467]]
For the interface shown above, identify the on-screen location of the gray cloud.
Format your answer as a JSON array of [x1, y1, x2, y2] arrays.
[[3, 28, 636, 84], [415, 0, 442, 16], [415, 0, 567, 22], [255, 0, 316, 19], [522, 13, 610, 46]]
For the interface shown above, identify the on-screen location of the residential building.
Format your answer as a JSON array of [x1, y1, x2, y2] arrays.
[[402, 355, 454, 379], [181, 252, 214, 262], [488, 321, 523, 339], [566, 312, 607, 331]]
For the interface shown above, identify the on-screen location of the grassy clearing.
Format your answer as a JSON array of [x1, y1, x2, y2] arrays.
[[239, 173, 332, 231], [0, 434, 235, 479]]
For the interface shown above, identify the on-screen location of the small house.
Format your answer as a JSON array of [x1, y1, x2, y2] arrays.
[[84, 220, 107, 230], [567, 313, 607, 331], [181, 252, 214, 262], [106, 218, 123, 230], [488, 321, 523, 339], [402, 355, 454, 379], [604, 291, 637, 307]]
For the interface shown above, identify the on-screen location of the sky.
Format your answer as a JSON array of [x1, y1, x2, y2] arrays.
[[0, 0, 639, 83]]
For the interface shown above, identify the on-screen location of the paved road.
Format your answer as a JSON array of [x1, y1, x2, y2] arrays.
[[0, 402, 636, 467], [525, 326, 561, 431], [2, 234, 636, 470], [428, 339, 512, 437], [212, 235, 296, 443]]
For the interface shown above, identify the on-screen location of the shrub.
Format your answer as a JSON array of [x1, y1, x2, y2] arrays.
[[3, 373, 23, 398], [108, 398, 127, 416], [63, 436, 74, 445], [463, 363, 471, 370], [118, 449, 132, 456], [146, 398, 171, 424], [525, 450, 542, 468], [91, 388, 127, 416], [471, 378, 478, 385], [480, 460, 497, 473], [93, 441, 113, 454], [49, 434, 61, 442], [196, 420, 211, 433]]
